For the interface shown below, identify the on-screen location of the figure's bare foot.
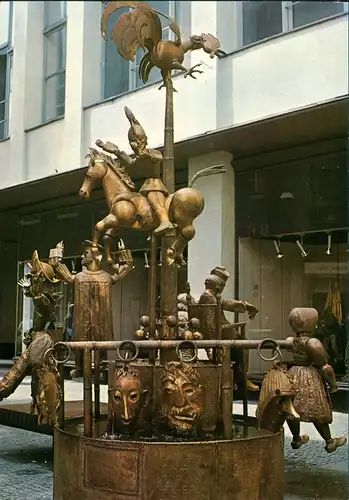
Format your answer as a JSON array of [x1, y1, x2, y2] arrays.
[[153, 221, 175, 236], [70, 369, 82, 379], [184, 63, 204, 79], [291, 434, 309, 450], [325, 436, 347, 453]]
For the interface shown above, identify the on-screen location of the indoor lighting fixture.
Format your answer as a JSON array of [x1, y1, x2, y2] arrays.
[[325, 233, 332, 256], [273, 240, 283, 259], [296, 235, 308, 258], [144, 252, 149, 268]]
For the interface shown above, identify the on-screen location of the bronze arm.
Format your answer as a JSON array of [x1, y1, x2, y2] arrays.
[[305, 337, 328, 367], [52, 262, 75, 285], [221, 299, 248, 314], [111, 262, 134, 284]]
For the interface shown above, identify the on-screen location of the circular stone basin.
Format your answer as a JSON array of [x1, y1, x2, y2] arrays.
[[53, 416, 284, 500]]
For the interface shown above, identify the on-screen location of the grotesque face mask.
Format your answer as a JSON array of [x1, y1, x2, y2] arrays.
[[161, 362, 202, 432], [112, 366, 148, 428]]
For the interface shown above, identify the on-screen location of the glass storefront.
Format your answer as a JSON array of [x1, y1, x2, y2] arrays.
[[236, 151, 348, 380]]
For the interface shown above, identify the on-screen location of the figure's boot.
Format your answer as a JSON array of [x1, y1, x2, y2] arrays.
[[247, 379, 260, 392], [325, 436, 347, 453], [153, 208, 175, 235], [320, 364, 338, 393], [291, 434, 310, 449], [287, 419, 310, 450]]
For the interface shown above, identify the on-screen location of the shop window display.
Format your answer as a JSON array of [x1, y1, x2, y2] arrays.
[[238, 231, 348, 381]]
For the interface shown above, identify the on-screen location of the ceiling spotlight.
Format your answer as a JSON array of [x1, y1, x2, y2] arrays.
[[144, 252, 149, 268], [296, 236, 308, 258], [325, 233, 332, 256], [273, 240, 283, 259]]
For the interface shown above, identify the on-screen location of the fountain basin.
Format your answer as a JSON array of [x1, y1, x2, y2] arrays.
[[53, 416, 284, 500]]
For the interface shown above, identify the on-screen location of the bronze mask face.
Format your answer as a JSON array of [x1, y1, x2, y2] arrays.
[[161, 362, 202, 432], [112, 366, 147, 427]]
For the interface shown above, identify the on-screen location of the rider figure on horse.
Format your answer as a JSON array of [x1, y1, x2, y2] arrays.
[[96, 106, 174, 236]]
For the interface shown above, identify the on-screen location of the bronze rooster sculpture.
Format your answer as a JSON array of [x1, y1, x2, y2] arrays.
[[101, 1, 226, 89]]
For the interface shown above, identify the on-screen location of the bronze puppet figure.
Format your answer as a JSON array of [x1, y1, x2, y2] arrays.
[[285, 308, 347, 453], [49, 240, 134, 377]]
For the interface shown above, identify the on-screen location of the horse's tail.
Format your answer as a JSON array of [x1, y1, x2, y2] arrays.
[[188, 164, 227, 188]]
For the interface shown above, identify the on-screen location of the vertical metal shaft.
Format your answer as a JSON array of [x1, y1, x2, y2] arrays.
[[214, 294, 222, 363], [94, 350, 101, 419], [83, 348, 93, 437], [149, 234, 157, 364], [160, 74, 178, 364], [240, 323, 248, 426], [58, 363, 65, 429], [221, 346, 232, 440], [107, 362, 114, 435]]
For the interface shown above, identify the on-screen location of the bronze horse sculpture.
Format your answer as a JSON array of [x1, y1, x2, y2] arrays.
[[79, 148, 226, 267]]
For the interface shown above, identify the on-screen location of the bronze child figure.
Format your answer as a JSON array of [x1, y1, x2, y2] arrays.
[[285, 307, 347, 453]]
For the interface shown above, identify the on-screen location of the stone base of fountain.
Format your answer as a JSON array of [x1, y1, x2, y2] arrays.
[[53, 416, 284, 500]]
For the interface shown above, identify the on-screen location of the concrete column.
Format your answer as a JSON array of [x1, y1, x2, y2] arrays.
[[187, 151, 235, 303], [60, 2, 85, 174]]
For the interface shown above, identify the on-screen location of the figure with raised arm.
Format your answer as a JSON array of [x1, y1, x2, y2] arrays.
[[49, 240, 134, 377]]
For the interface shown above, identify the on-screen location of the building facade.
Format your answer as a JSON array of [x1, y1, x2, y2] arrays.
[[0, 1, 347, 375]]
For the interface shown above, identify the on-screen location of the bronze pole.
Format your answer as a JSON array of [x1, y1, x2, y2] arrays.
[[149, 234, 157, 364], [240, 323, 248, 425], [58, 362, 65, 429], [107, 362, 114, 435], [221, 346, 232, 440], [94, 350, 101, 419], [61, 339, 292, 350], [214, 293, 222, 363], [160, 75, 178, 364], [83, 348, 93, 437]]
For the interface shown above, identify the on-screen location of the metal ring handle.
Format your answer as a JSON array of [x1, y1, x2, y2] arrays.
[[48, 342, 72, 364], [116, 341, 139, 362], [257, 338, 282, 362], [176, 341, 198, 363]]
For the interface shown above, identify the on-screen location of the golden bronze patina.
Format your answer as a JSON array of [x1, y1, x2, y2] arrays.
[[256, 361, 299, 433], [0, 250, 62, 426], [284, 307, 347, 454], [190, 266, 260, 392], [49, 239, 134, 377], [101, 1, 226, 90], [160, 361, 202, 434], [109, 364, 149, 434], [81, 115, 225, 268]]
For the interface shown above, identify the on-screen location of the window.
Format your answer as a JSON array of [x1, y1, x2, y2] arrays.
[[43, 1, 67, 121], [0, 1, 12, 140], [242, 1, 283, 46], [240, 1, 347, 48], [288, 1, 346, 29], [104, 1, 178, 100]]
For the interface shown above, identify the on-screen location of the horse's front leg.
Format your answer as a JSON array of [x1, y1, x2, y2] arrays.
[[93, 214, 118, 251]]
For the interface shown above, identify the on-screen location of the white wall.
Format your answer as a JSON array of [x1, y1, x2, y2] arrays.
[[217, 15, 348, 128], [0, 2, 347, 189]]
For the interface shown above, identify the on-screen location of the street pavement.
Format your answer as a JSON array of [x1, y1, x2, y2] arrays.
[[0, 377, 348, 499]]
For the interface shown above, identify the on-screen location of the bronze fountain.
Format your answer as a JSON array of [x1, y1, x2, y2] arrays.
[[0, 2, 346, 499]]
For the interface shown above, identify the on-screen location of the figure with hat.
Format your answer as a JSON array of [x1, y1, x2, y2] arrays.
[[95, 106, 174, 236], [49, 239, 134, 377], [198, 266, 260, 392], [18, 250, 62, 333], [284, 307, 347, 453]]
